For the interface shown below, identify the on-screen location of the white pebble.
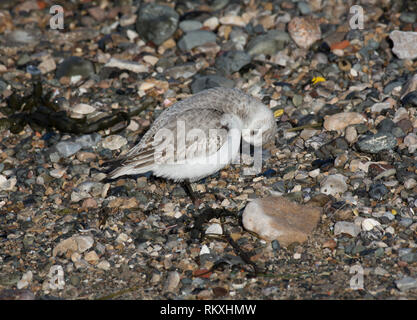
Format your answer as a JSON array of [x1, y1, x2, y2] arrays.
[[200, 244, 210, 255], [362, 218, 381, 232], [205, 223, 223, 235]]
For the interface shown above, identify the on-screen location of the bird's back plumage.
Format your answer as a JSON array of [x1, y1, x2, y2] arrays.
[[108, 87, 275, 181]]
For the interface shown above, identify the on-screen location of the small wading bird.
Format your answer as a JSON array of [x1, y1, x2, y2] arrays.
[[107, 87, 277, 201]]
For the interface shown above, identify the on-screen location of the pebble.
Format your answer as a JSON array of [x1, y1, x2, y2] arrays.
[[368, 183, 388, 200], [72, 103, 96, 115], [203, 17, 219, 30], [205, 223, 223, 235], [101, 135, 128, 150], [389, 31, 417, 60], [164, 271, 180, 293], [242, 196, 321, 247], [371, 102, 391, 113], [334, 221, 361, 237], [135, 3, 179, 46], [400, 12, 417, 24], [0, 175, 16, 191], [395, 277, 417, 291], [84, 251, 99, 264], [178, 30, 217, 51], [345, 126, 358, 144], [404, 133, 417, 153], [323, 112, 366, 132], [17, 271, 33, 290], [97, 260, 111, 271], [219, 15, 246, 27], [105, 58, 148, 73], [74, 133, 102, 148], [53, 235, 94, 257], [245, 30, 290, 56], [362, 218, 381, 232], [320, 174, 348, 196], [215, 50, 251, 74], [38, 57, 56, 74], [179, 20, 202, 32], [49, 168, 66, 179], [55, 56, 95, 80], [356, 132, 398, 154], [404, 178, 417, 190], [288, 17, 321, 49], [55, 141, 82, 157], [297, 1, 312, 15], [200, 244, 210, 255], [191, 74, 234, 93]]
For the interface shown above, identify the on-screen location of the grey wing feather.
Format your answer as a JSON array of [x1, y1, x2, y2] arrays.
[[122, 87, 251, 159], [116, 108, 228, 169]]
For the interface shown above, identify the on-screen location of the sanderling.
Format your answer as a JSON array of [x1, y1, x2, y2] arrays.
[[107, 87, 277, 183]]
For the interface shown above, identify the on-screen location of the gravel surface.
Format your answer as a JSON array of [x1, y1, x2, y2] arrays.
[[1, 0, 417, 300]]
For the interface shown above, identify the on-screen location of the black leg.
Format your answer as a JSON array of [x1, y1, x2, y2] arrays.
[[182, 179, 197, 203]]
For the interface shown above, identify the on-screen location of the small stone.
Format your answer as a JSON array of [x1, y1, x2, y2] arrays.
[[164, 271, 180, 293], [81, 198, 97, 209], [400, 12, 417, 24], [362, 218, 381, 231], [371, 102, 391, 113], [404, 133, 417, 153], [389, 31, 417, 60], [246, 30, 290, 56], [97, 260, 111, 271], [0, 175, 16, 191], [191, 74, 234, 93], [55, 141, 82, 157], [200, 244, 210, 255], [102, 135, 127, 150], [334, 221, 361, 237], [297, 1, 312, 15], [77, 152, 97, 162], [323, 112, 366, 132], [56, 56, 95, 80], [75, 133, 101, 148], [178, 30, 217, 51], [135, 3, 179, 46], [396, 277, 417, 291], [49, 168, 66, 178], [345, 126, 358, 144], [219, 15, 246, 27], [242, 196, 321, 247], [320, 174, 348, 196], [369, 183, 388, 200], [357, 132, 398, 154], [38, 57, 56, 74], [17, 271, 33, 290], [116, 233, 129, 243], [404, 178, 417, 190], [215, 50, 251, 75], [205, 223, 223, 235], [203, 17, 219, 30], [105, 58, 148, 73], [288, 17, 321, 49], [84, 251, 99, 264], [53, 235, 94, 257], [179, 20, 202, 32], [72, 103, 96, 115]]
